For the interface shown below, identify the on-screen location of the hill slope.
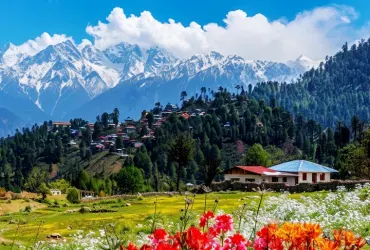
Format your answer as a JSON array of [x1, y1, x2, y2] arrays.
[[251, 40, 370, 127], [0, 108, 24, 137]]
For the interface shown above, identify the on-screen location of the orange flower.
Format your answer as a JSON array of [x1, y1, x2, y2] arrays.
[[302, 222, 322, 241], [319, 239, 340, 250], [344, 231, 356, 247], [354, 237, 367, 249], [333, 229, 343, 244]]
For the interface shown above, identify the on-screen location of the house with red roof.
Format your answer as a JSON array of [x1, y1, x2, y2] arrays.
[[224, 166, 298, 185]]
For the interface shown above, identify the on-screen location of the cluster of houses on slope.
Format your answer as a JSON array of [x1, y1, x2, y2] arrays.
[[224, 160, 339, 185], [52, 106, 339, 186], [51, 103, 202, 155]]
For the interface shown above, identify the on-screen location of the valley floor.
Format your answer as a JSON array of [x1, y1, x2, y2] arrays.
[[0, 186, 369, 249]]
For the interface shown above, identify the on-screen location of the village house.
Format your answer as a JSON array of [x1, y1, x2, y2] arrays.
[[224, 166, 298, 185], [52, 121, 71, 128], [123, 125, 136, 134], [50, 189, 62, 196], [270, 160, 338, 184], [124, 117, 134, 124]]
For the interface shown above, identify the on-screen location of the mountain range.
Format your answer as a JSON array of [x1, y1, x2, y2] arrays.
[[0, 39, 320, 135]]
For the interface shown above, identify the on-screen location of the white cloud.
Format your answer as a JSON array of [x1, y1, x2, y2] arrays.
[[86, 5, 361, 62], [18, 32, 71, 56], [77, 39, 93, 50]]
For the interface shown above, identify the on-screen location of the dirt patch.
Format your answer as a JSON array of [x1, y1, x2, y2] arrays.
[[49, 164, 59, 179], [0, 200, 46, 215]]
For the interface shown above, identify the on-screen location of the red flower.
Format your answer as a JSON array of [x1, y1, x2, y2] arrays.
[[223, 233, 251, 250], [156, 242, 178, 250], [126, 243, 139, 250], [254, 224, 284, 250], [152, 229, 168, 241], [140, 244, 153, 250], [213, 214, 233, 234], [199, 211, 215, 228], [149, 228, 169, 246], [185, 226, 215, 250]]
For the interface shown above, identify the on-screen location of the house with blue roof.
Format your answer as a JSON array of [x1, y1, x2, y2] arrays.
[[270, 160, 339, 184]]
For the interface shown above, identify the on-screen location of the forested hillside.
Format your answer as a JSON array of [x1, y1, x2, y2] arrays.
[[251, 39, 370, 128], [0, 87, 369, 194]]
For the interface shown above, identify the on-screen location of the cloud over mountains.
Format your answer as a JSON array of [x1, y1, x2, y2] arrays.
[[6, 5, 367, 62], [85, 5, 360, 62]]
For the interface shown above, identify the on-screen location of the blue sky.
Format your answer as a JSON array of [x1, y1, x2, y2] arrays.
[[1, 0, 370, 61]]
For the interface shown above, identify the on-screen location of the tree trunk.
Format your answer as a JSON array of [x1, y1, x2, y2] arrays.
[[176, 165, 181, 191]]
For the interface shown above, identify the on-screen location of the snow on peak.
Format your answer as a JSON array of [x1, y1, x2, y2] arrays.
[[296, 54, 312, 61], [287, 55, 322, 73], [0, 43, 29, 67], [0, 37, 320, 119]]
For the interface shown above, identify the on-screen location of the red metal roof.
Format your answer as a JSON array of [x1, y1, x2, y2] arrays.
[[235, 166, 276, 175]]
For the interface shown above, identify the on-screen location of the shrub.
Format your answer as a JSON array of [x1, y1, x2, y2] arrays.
[[136, 193, 144, 201], [11, 193, 22, 200], [79, 206, 91, 213], [24, 205, 32, 213], [0, 187, 6, 197], [98, 190, 105, 197], [49, 179, 72, 194], [358, 188, 370, 201], [66, 188, 81, 204]]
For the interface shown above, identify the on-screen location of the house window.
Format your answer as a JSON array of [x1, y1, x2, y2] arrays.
[[272, 177, 279, 182], [320, 173, 325, 181], [245, 178, 255, 183], [283, 177, 287, 183], [230, 178, 240, 182], [302, 173, 307, 181]]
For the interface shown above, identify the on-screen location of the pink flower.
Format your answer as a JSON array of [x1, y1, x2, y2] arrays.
[[253, 237, 267, 250]]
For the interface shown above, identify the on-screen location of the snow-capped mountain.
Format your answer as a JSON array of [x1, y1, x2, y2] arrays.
[[287, 55, 321, 73], [0, 38, 318, 122], [0, 43, 29, 67]]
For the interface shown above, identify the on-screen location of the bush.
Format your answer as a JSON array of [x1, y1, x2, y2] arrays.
[[358, 188, 370, 201], [79, 206, 91, 213], [49, 179, 72, 194], [98, 190, 105, 197], [0, 187, 6, 197], [11, 193, 22, 200], [24, 205, 32, 213], [66, 188, 81, 204]]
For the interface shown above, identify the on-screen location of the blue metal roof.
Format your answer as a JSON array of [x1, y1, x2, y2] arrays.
[[270, 160, 338, 173]]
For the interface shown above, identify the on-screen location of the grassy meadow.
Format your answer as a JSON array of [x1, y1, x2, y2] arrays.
[[0, 189, 368, 249]]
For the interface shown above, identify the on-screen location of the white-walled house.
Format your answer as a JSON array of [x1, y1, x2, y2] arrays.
[[270, 160, 338, 184], [50, 189, 62, 196], [224, 166, 298, 185]]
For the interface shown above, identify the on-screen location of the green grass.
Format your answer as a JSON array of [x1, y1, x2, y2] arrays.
[[0, 191, 368, 249], [0, 192, 260, 248]]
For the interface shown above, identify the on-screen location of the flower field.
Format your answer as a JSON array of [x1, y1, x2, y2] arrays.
[[1, 184, 370, 249]]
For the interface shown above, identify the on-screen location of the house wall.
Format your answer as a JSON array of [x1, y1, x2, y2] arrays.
[[224, 174, 296, 185], [298, 172, 331, 183], [224, 174, 264, 184]]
